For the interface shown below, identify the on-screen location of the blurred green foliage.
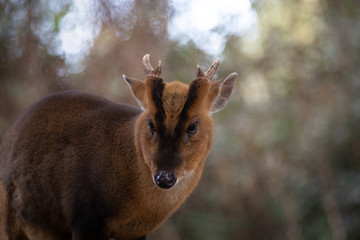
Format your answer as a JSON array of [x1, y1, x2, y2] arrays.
[[1, 0, 360, 239]]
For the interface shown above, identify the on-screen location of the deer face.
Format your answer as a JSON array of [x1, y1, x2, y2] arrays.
[[124, 54, 237, 189]]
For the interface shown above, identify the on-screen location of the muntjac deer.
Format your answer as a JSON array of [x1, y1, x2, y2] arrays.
[[0, 54, 237, 240]]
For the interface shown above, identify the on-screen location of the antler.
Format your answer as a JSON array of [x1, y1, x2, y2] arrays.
[[143, 54, 162, 77], [196, 58, 220, 80]]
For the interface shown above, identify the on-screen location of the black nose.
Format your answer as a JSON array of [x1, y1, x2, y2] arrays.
[[154, 171, 177, 189]]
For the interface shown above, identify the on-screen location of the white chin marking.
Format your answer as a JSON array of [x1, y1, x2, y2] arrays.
[[176, 169, 195, 187]]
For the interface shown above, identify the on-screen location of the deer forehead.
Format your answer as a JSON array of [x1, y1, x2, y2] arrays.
[[158, 81, 189, 133], [162, 81, 188, 116]]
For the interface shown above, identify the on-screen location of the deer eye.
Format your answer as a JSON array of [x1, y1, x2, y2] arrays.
[[186, 122, 198, 136], [148, 120, 156, 135]]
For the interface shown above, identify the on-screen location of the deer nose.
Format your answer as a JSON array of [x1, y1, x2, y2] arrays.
[[154, 171, 177, 189]]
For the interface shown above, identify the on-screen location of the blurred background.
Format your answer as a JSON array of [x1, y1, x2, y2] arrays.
[[1, 0, 360, 239]]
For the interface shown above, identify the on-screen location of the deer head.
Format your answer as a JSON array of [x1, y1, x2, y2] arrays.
[[123, 54, 237, 189]]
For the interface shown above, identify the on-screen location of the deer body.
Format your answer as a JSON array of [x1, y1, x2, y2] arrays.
[[0, 55, 237, 239]]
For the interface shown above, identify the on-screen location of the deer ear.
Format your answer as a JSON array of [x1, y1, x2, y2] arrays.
[[123, 75, 146, 110], [210, 72, 237, 114]]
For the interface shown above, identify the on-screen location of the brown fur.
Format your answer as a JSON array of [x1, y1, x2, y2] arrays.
[[0, 55, 237, 240], [0, 180, 9, 240]]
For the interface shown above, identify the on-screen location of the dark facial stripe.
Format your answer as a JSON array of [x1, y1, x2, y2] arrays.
[[152, 77, 179, 170], [155, 79, 203, 172], [174, 79, 203, 136], [149, 77, 166, 135]]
